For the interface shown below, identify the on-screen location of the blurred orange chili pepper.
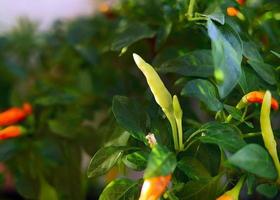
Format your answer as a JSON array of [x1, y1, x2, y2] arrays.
[[0, 126, 25, 140], [217, 194, 233, 200], [227, 7, 239, 16], [0, 103, 32, 126], [236, 0, 245, 5], [139, 174, 171, 200], [245, 91, 279, 110]]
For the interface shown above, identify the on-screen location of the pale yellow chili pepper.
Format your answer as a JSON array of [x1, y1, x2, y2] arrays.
[[133, 53, 179, 150], [173, 95, 183, 150], [260, 91, 280, 183]]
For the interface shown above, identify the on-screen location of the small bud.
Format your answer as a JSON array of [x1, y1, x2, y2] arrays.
[[146, 133, 157, 148]]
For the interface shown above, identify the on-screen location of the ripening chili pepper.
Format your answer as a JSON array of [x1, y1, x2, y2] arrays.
[[216, 176, 245, 200], [236, 0, 245, 5], [260, 91, 280, 183], [242, 91, 279, 110], [227, 7, 239, 16], [139, 174, 171, 200], [0, 126, 26, 140], [0, 103, 32, 126]]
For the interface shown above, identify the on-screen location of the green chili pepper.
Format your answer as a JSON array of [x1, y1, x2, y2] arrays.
[[260, 91, 280, 183], [173, 95, 183, 150]]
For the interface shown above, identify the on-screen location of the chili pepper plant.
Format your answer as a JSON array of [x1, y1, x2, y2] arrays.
[[87, 0, 280, 199], [0, 0, 279, 199]]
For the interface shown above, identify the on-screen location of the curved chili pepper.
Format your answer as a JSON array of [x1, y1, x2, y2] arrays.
[[242, 91, 279, 110], [0, 126, 26, 140], [260, 91, 280, 183], [227, 7, 239, 17], [0, 103, 32, 126], [139, 174, 171, 200], [236, 0, 245, 5], [217, 194, 233, 200]]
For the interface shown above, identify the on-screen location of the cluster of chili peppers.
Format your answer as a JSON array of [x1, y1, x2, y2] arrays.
[[0, 103, 32, 140], [133, 52, 280, 200]]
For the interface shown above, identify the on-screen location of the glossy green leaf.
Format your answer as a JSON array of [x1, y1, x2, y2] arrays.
[[99, 178, 140, 200], [243, 42, 263, 62], [87, 146, 125, 178], [181, 79, 222, 111], [228, 144, 277, 179], [158, 50, 214, 77], [247, 60, 277, 85], [271, 50, 280, 58], [178, 175, 224, 200], [112, 96, 146, 142], [199, 122, 246, 152], [122, 151, 148, 171], [177, 157, 211, 180], [207, 20, 242, 98], [111, 21, 156, 51], [144, 145, 176, 178], [256, 184, 278, 199]]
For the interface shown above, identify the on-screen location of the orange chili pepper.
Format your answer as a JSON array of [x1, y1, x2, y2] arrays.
[[217, 194, 233, 200], [245, 91, 279, 110], [236, 0, 245, 5], [0, 126, 25, 140], [0, 103, 32, 126], [139, 174, 171, 200], [227, 7, 239, 17]]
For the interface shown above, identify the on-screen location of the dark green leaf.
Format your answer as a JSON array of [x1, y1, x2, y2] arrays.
[[0, 139, 20, 161], [224, 105, 243, 121], [243, 42, 263, 62], [177, 175, 224, 200], [144, 145, 176, 178], [228, 144, 277, 179], [256, 184, 278, 199], [156, 22, 172, 50], [99, 178, 140, 200], [271, 50, 280, 59], [112, 96, 146, 142], [181, 79, 222, 111], [122, 151, 148, 171], [177, 157, 210, 180], [111, 21, 156, 51], [207, 20, 242, 98], [158, 50, 214, 78], [199, 122, 246, 152], [87, 146, 125, 178], [247, 60, 277, 85]]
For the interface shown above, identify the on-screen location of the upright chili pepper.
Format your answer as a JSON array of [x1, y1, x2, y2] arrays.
[[0, 126, 26, 140], [0, 103, 32, 126], [139, 174, 171, 200], [226, 7, 245, 20], [260, 91, 280, 183], [133, 53, 179, 150], [216, 176, 245, 200]]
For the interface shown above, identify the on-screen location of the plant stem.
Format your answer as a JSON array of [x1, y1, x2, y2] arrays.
[[175, 118, 184, 151], [187, 0, 196, 19], [166, 113, 179, 151], [242, 132, 261, 138], [185, 129, 206, 145]]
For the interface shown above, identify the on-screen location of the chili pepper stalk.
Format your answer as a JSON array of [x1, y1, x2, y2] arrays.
[[133, 53, 179, 151], [260, 91, 280, 184]]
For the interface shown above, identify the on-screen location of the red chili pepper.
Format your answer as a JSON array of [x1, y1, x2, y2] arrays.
[[245, 91, 279, 110], [216, 194, 233, 200], [0, 103, 32, 126], [236, 0, 245, 5], [139, 174, 171, 200], [227, 7, 239, 17], [0, 126, 25, 140]]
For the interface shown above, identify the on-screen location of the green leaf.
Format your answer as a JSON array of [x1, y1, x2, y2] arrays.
[[111, 21, 156, 51], [0, 139, 20, 161], [228, 144, 277, 179], [35, 93, 77, 106], [247, 60, 277, 85], [177, 157, 211, 180], [243, 42, 263, 62], [271, 50, 280, 59], [158, 50, 214, 78], [181, 79, 222, 111], [177, 175, 224, 200], [99, 178, 140, 200], [122, 151, 148, 171], [207, 20, 242, 98], [144, 145, 176, 178], [112, 96, 146, 142], [39, 181, 58, 200], [256, 184, 278, 199], [87, 146, 125, 178], [224, 105, 243, 121], [156, 22, 172, 50], [199, 122, 246, 152]]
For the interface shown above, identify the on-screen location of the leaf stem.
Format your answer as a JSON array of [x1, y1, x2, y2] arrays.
[[187, 0, 196, 19]]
